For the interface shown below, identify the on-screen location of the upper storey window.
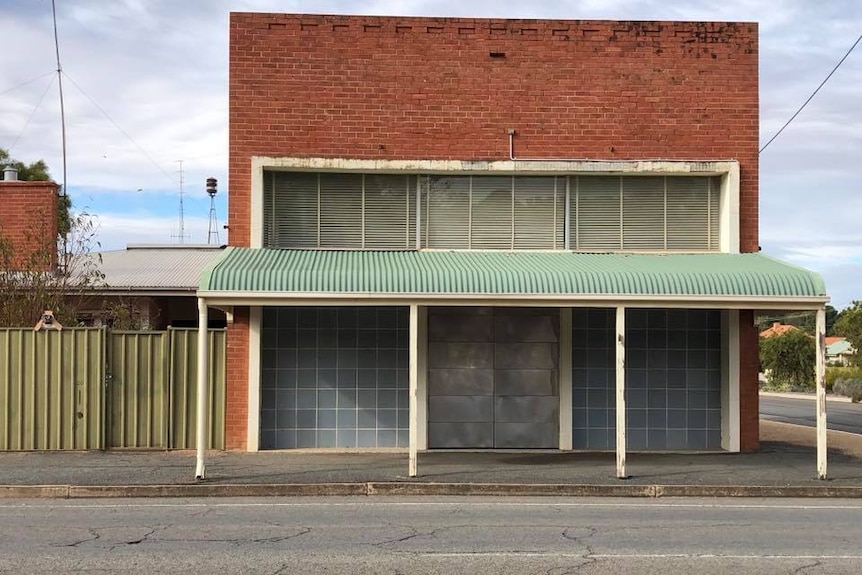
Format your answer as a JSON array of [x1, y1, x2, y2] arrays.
[[263, 171, 720, 251]]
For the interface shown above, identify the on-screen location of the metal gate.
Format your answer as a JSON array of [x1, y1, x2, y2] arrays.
[[0, 327, 225, 451], [107, 329, 226, 450], [0, 328, 106, 450]]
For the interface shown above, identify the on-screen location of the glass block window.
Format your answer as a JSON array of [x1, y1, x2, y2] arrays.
[[572, 308, 722, 451], [260, 306, 409, 449]]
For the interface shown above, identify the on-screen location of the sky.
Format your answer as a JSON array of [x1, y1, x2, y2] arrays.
[[0, 0, 860, 310]]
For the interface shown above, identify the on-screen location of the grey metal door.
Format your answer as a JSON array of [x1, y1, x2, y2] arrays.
[[427, 307, 559, 449]]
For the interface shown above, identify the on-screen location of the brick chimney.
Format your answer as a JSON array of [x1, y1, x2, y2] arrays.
[[0, 175, 60, 271]]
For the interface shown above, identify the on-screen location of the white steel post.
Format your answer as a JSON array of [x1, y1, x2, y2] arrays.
[[816, 307, 827, 480], [408, 304, 419, 477], [615, 305, 627, 479], [195, 298, 209, 480]]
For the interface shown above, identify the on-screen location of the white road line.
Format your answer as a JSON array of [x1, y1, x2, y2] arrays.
[[420, 552, 862, 560], [3, 500, 862, 511]]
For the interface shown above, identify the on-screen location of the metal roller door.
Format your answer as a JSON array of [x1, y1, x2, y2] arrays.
[[427, 307, 559, 449]]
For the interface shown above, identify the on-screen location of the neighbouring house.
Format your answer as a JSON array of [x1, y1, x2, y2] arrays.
[[75, 244, 227, 329], [759, 322, 802, 338], [194, 14, 828, 471], [826, 337, 855, 366]]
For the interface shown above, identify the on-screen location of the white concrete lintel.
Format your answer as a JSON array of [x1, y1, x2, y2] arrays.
[[252, 156, 738, 176]]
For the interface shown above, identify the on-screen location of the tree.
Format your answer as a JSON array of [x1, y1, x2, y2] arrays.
[[0, 148, 71, 241], [0, 148, 50, 181], [0, 209, 103, 327], [760, 330, 816, 390], [834, 301, 862, 366], [0, 150, 103, 327]]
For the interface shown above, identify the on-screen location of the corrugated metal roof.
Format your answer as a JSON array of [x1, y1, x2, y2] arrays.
[[93, 245, 224, 290], [199, 248, 826, 300]]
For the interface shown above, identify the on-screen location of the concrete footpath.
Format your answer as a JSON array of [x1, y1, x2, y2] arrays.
[[2, 420, 862, 498]]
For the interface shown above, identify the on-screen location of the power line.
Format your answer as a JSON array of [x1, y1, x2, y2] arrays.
[[8, 76, 56, 155], [760, 32, 862, 154], [0, 71, 55, 98], [62, 71, 178, 187]]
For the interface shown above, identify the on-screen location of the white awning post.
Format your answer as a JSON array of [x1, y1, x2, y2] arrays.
[[615, 305, 627, 479], [816, 307, 827, 480], [195, 298, 209, 480], [408, 304, 420, 477]]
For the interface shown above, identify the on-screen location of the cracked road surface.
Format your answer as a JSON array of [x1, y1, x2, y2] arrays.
[[2, 496, 862, 574]]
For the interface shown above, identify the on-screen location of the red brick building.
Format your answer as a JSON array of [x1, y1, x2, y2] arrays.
[[197, 14, 826, 475]]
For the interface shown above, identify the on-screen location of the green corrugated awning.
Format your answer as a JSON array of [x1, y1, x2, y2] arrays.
[[198, 248, 827, 305]]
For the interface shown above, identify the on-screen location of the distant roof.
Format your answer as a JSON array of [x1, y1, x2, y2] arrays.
[[759, 322, 802, 338], [825, 336, 845, 346], [827, 339, 855, 355], [91, 244, 224, 293]]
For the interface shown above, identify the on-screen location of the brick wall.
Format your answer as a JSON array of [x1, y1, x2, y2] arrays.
[[225, 307, 249, 449], [228, 13, 761, 451], [229, 13, 759, 251], [739, 309, 760, 452], [0, 181, 59, 270]]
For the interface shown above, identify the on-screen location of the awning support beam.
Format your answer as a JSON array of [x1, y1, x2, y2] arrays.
[[408, 304, 419, 477], [195, 298, 209, 480], [816, 306, 827, 480], [615, 305, 627, 479]]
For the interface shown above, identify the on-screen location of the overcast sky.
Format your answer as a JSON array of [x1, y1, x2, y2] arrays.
[[1, 0, 860, 309]]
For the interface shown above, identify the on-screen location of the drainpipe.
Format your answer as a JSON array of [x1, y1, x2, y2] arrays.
[[195, 298, 209, 480]]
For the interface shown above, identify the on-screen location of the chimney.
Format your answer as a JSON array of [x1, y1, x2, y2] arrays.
[[772, 322, 780, 329], [3, 166, 18, 181]]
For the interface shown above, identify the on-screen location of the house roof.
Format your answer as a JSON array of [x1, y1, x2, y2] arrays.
[[92, 244, 224, 293], [825, 336, 845, 346], [759, 322, 802, 338], [199, 248, 827, 306], [827, 339, 855, 355]]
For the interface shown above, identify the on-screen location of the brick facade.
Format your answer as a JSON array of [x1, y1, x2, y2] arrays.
[[0, 181, 59, 270], [227, 13, 761, 451], [739, 309, 760, 452], [225, 307, 250, 450]]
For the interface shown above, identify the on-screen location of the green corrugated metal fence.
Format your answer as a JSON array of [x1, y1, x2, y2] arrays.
[[0, 327, 225, 451], [0, 328, 105, 450], [107, 332, 170, 449], [168, 329, 226, 450]]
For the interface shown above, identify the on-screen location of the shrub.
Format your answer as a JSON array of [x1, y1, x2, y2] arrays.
[[833, 378, 862, 403], [826, 367, 862, 392], [759, 330, 815, 390]]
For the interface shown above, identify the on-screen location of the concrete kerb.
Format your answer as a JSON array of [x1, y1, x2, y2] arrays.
[[4, 483, 862, 499]]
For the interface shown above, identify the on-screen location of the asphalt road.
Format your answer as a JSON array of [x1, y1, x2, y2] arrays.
[[2, 496, 862, 574], [761, 394, 862, 435]]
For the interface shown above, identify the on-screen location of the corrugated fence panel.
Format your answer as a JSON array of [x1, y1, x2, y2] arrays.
[[108, 332, 169, 449], [0, 328, 105, 451], [169, 329, 226, 450]]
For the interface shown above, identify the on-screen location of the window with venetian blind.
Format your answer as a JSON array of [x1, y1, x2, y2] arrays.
[[263, 171, 720, 251]]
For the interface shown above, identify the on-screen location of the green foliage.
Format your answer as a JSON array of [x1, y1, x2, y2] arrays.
[[0, 148, 51, 181], [825, 367, 862, 392], [833, 378, 862, 403], [0, 210, 103, 327], [1, 148, 71, 241], [759, 330, 816, 391], [834, 302, 862, 366]]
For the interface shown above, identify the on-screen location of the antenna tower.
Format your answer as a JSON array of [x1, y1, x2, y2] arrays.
[[206, 177, 220, 245], [172, 160, 188, 243]]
